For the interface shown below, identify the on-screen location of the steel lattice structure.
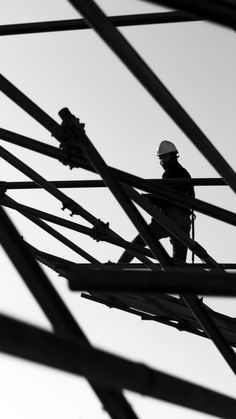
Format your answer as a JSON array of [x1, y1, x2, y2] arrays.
[[0, 1, 236, 418]]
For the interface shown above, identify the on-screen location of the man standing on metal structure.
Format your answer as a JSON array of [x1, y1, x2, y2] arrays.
[[118, 141, 195, 264]]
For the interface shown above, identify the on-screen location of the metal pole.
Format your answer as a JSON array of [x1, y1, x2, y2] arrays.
[[67, 269, 236, 295], [58, 109, 236, 371], [0, 195, 156, 260], [0, 12, 201, 36], [23, 214, 100, 264], [124, 183, 221, 269], [183, 295, 236, 375], [67, 0, 236, 194], [0, 313, 235, 418], [139, 0, 236, 28], [0, 74, 63, 140], [4, 178, 227, 190], [59, 108, 173, 266], [0, 206, 138, 419], [1, 129, 235, 226], [0, 144, 99, 224]]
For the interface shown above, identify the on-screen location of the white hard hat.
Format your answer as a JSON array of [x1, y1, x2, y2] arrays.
[[157, 140, 178, 156]]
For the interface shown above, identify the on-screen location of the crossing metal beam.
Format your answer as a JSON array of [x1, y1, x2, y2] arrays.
[[0, 206, 138, 419], [140, 0, 236, 29], [0, 312, 235, 418], [67, 0, 236, 193], [0, 12, 201, 36]]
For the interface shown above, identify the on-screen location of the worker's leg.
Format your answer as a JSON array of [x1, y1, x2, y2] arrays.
[[167, 208, 191, 262], [118, 219, 168, 263]]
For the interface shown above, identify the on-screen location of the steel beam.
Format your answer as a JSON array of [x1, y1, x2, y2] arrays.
[[58, 106, 236, 371], [0, 74, 63, 140], [0, 313, 235, 418], [0, 127, 68, 161], [0, 144, 99, 225], [140, 0, 236, 29], [124, 183, 221, 268], [60, 262, 236, 270], [183, 295, 236, 375], [67, 269, 236, 295], [0, 144, 154, 265], [0, 206, 138, 419], [4, 178, 227, 190], [0, 12, 201, 36], [0, 195, 156, 260], [59, 108, 172, 267], [23, 214, 100, 264], [67, 0, 236, 194], [1, 129, 235, 227]]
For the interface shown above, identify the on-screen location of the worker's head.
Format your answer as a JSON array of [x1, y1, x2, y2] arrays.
[[156, 141, 179, 167]]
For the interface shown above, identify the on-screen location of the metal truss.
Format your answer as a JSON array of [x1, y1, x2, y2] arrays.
[[0, 1, 236, 418]]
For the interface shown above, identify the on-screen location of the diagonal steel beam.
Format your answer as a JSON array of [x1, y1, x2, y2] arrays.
[[1, 128, 235, 227], [124, 183, 220, 268], [23, 213, 100, 264], [0, 12, 201, 36], [139, 0, 236, 29], [59, 107, 172, 267], [0, 143, 155, 266], [0, 74, 63, 140], [57, 106, 236, 372], [67, 0, 236, 194], [0, 206, 138, 419], [183, 295, 236, 375], [0, 312, 236, 418], [0, 194, 156, 261]]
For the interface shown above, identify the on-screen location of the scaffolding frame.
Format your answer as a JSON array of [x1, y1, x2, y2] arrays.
[[0, 1, 236, 418]]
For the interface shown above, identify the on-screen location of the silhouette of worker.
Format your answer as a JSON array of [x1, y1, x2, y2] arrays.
[[119, 141, 194, 263]]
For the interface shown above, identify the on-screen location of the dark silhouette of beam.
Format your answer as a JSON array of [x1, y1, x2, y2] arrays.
[[67, 269, 236, 295], [140, 0, 236, 29], [0, 129, 235, 227], [67, 0, 236, 194], [0, 206, 138, 419], [0, 313, 235, 418], [0, 12, 201, 36], [4, 178, 227, 189]]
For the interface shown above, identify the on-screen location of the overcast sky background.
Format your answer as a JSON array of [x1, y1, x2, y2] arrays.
[[0, 1, 236, 418]]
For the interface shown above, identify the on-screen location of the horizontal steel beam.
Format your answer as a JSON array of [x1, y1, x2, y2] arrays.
[[140, 0, 236, 29], [67, 270, 236, 295], [0, 12, 201, 36], [4, 178, 227, 189], [63, 262, 236, 270], [0, 313, 235, 418]]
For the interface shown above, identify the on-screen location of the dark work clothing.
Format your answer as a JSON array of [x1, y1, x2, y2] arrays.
[[118, 157, 194, 263], [147, 159, 194, 215]]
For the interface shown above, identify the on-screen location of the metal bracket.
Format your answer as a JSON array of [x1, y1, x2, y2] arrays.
[[90, 220, 110, 242], [58, 107, 88, 169]]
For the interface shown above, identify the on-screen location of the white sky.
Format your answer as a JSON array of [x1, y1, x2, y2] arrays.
[[0, 1, 236, 418]]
